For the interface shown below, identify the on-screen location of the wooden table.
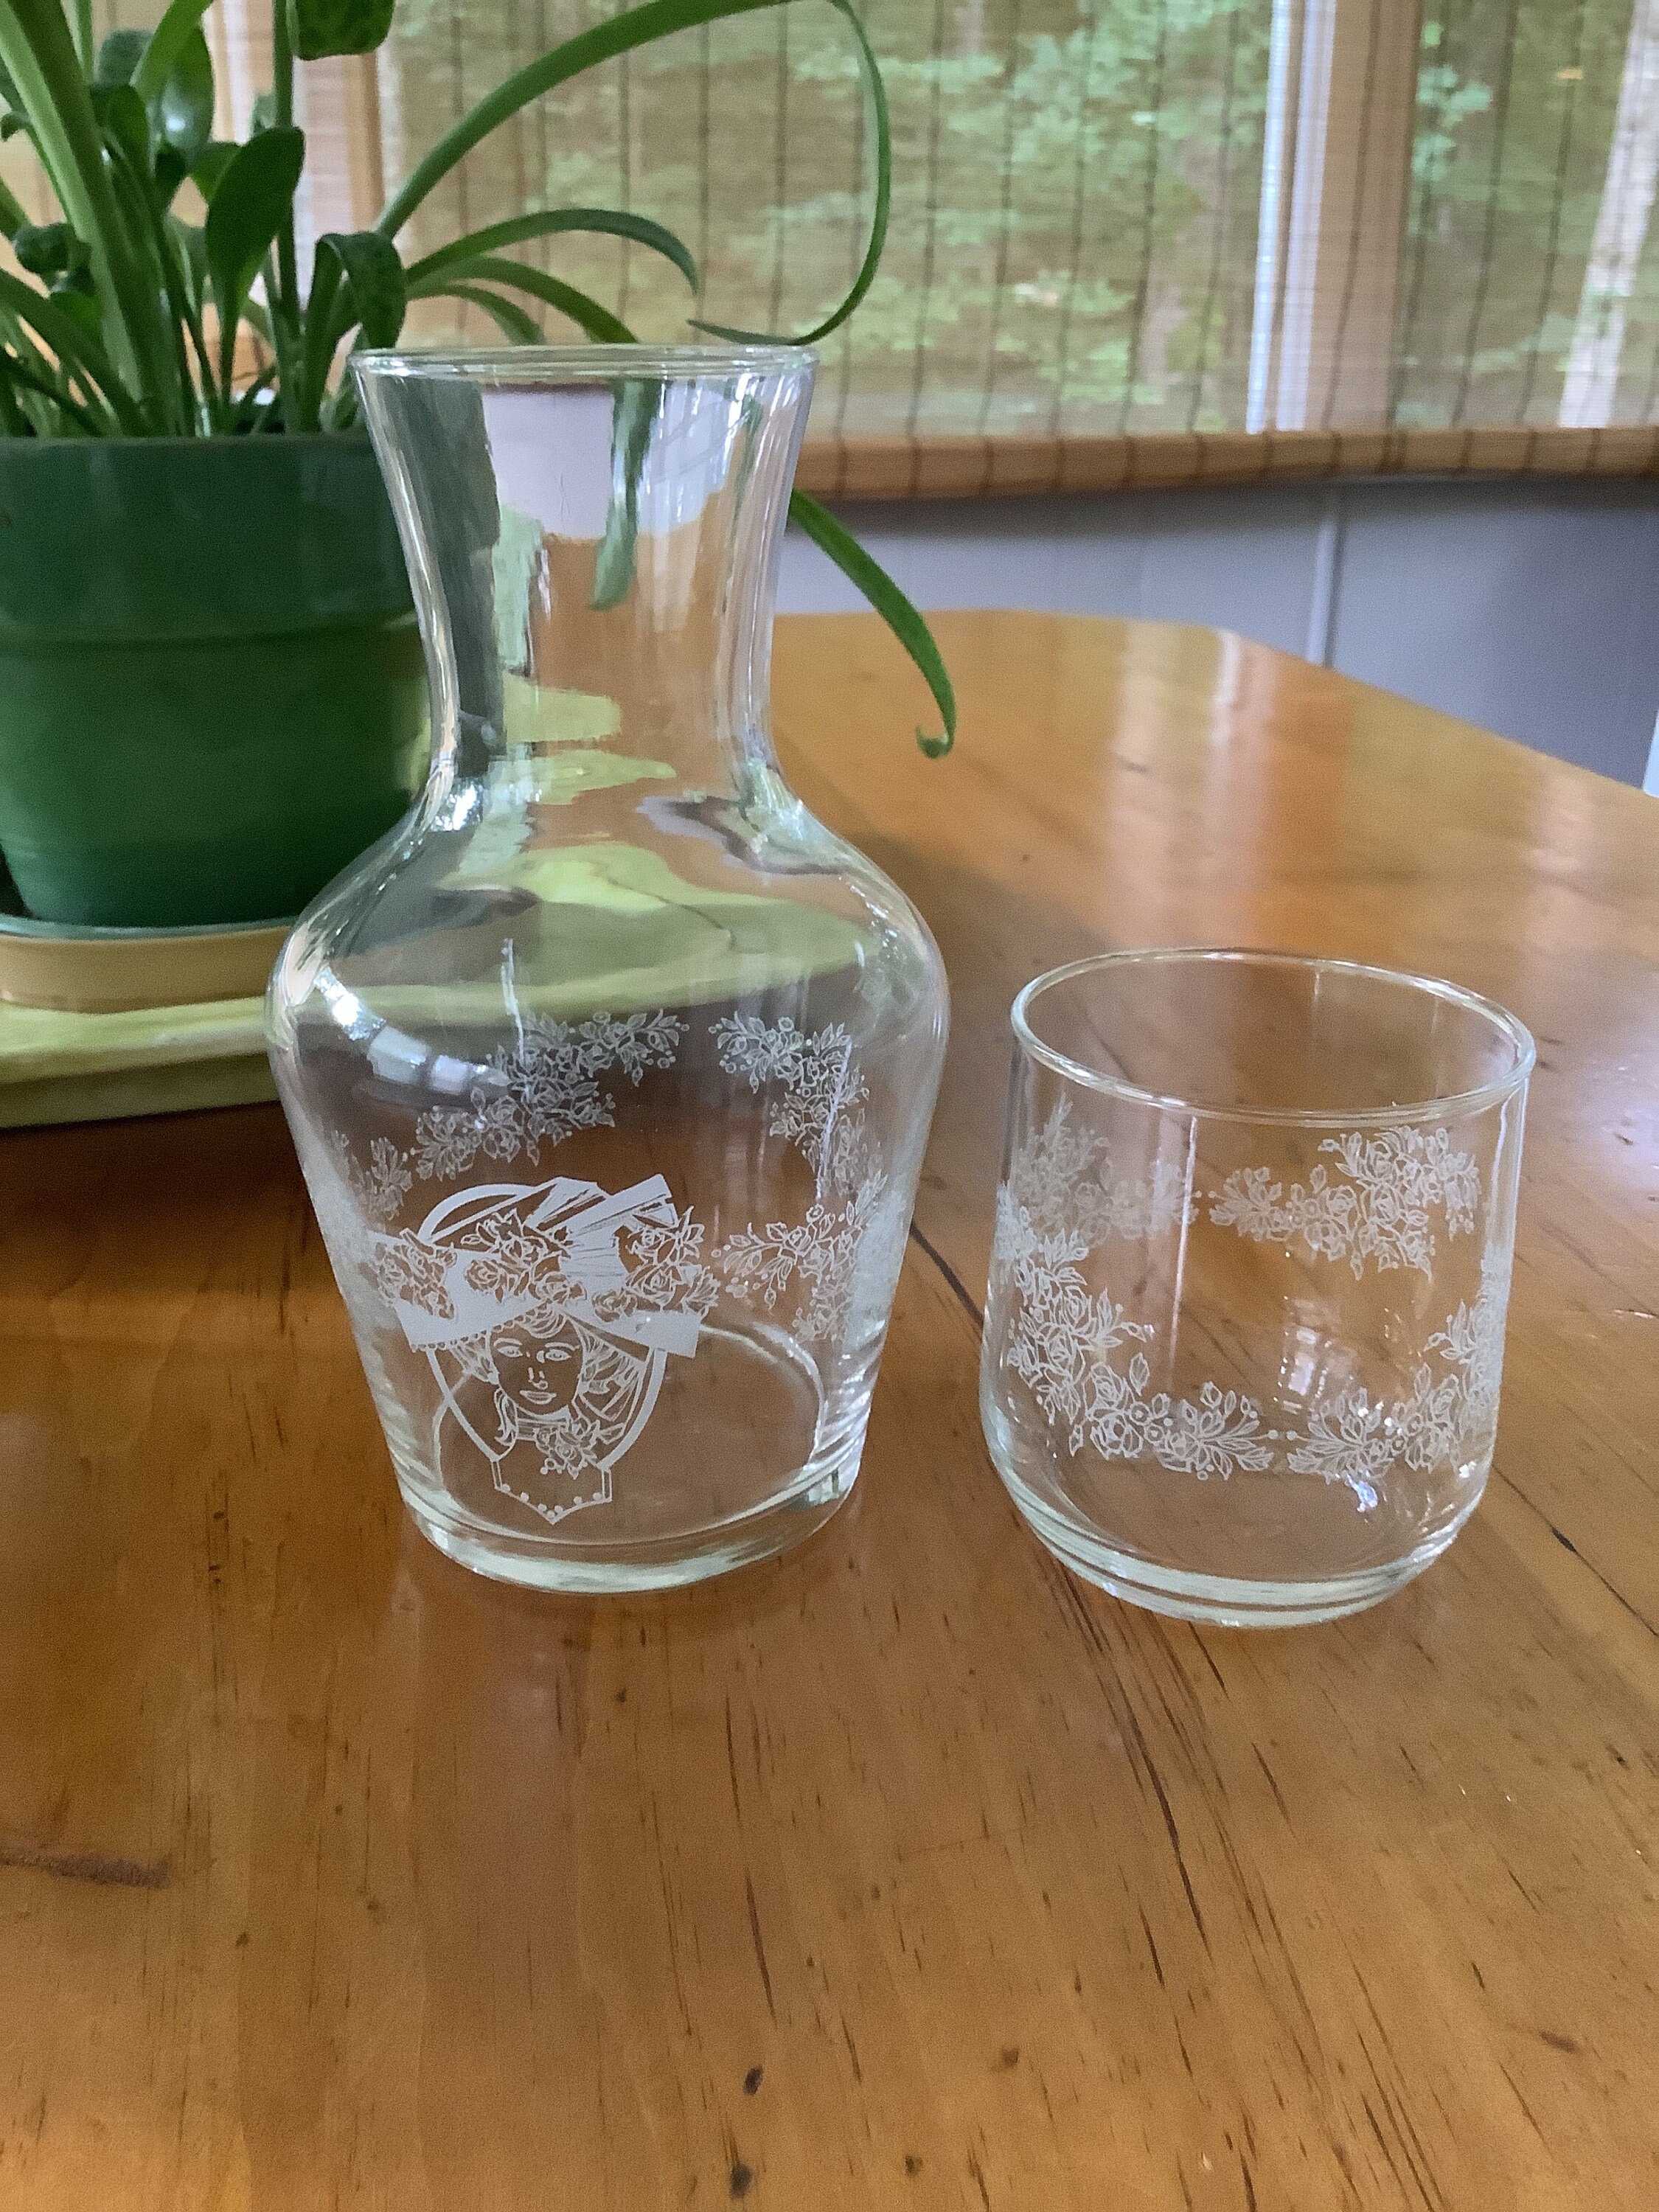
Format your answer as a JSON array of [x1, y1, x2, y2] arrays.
[[2, 614, 1655, 2210]]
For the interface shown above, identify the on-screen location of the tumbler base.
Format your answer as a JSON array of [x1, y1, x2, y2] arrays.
[[998, 1458, 1480, 1628]]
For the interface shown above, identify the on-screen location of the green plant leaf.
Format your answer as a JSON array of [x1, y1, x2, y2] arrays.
[[376, 0, 883, 344], [12, 220, 88, 279], [0, 267, 147, 432], [378, 0, 787, 238], [0, 294, 102, 440], [190, 140, 238, 201], [106, 136, 208, 426], [434, 283, 544, 345], [167, 214, 219, 416], [92, 27, 148, 87], [230, 358, 280, 430], [204, 125, 304, 380], [694, 0, 886, 348], [0, 365, 27, 434], [94, 81, 149, 174], [407, 208, 697, 293], [299, 249, 344, 424], [591, 378, 659, 610], [321, 375, 360, 431], [0, 345, 106, 434], [130, 0, 217, 105], [238, 293, 274, 347], [153, 144, 187, 200], [305, 226, 405, 417], [787, 491, 955, 757], [169, 213, 207, 308], [0, 0, 179, 422], [316, 228, 406, 346], [412, 255, 631, 343], [286, 0, 395, 62], [47, 270, 102, 340], [153, 26, 214, 170], [0, 175, 27, 234], [98, 15, 213, 187]]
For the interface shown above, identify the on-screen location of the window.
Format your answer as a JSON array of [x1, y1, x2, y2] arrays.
[[7, 1, 1657, 451]]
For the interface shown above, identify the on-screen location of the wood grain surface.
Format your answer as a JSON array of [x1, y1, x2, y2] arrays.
[[1, 614, 1655, 2211]]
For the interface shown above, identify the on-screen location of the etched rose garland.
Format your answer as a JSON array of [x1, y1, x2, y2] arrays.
[[990, 1102, 1505, 1510]]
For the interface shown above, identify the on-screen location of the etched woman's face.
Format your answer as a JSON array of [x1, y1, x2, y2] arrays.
[[490, 1316, 581, 1416]]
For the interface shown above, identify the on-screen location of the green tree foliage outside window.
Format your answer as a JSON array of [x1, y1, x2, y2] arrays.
[[380, 0, 1658, 436]]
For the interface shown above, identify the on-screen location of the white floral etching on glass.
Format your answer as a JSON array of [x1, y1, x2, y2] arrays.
[[722, 1176, 886, 1344], [328, 1131, 411, 1225], [413, 1010, 687, 1181], [992, 1098, 1189, 1267], [991, 1105, 1505, 1510], [1287, 1242, 1511, 1510], [992, 1105, 1270, 1483], [712, 1014, 869, 1175], [714, 1014, 888, 1343], [373, 1172, 717, 1528], [1208, 1127, 1478, 1278]]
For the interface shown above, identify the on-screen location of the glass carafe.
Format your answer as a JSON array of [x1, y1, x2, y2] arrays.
[[266, 347, 947, 1590]]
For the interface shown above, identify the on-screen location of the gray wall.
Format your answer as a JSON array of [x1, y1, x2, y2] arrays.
[[778, 478, 1659, 790]]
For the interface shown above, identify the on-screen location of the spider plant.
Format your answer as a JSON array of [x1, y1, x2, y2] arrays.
[[0, 0, 953, 751]]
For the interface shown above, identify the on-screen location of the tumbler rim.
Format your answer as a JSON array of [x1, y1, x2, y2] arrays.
[[355, 342, 814, 385], [1011, 947, 1536, 1128]]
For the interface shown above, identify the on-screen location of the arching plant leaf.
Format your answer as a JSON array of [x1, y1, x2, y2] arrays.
[[694, 0, 888, 347], [591, 377, 659, 611], [408, 207, 696, 293], [431, 284, 544, 345], [788, 491, 956, 756], [411, 255, 631, 342]]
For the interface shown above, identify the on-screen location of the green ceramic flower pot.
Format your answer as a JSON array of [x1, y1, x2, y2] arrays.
[[0, 437, 429, 928]]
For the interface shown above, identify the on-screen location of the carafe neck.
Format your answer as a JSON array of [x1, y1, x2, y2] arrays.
[[360, 348, 815, 804]]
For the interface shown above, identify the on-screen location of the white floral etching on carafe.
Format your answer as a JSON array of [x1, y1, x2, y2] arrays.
[[992, 1104, 1270, 1481], [1208, 1127, 1478, 1277], [413, 1010, 688, 1181], [712, 1014, 866, 1170], [1286, 1242, 1512, 1509], [327, 1131, 412, 1227], [372, 1172, 717, 1527], [714, 1014, 889, 1343]]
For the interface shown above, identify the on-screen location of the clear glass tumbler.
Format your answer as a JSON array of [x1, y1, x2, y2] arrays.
[[266, 347, 947, 1592], [981, 950, 1533, 1625]]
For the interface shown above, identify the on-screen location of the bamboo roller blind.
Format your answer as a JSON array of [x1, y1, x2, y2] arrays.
[[5, 0, 1659, 493]]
